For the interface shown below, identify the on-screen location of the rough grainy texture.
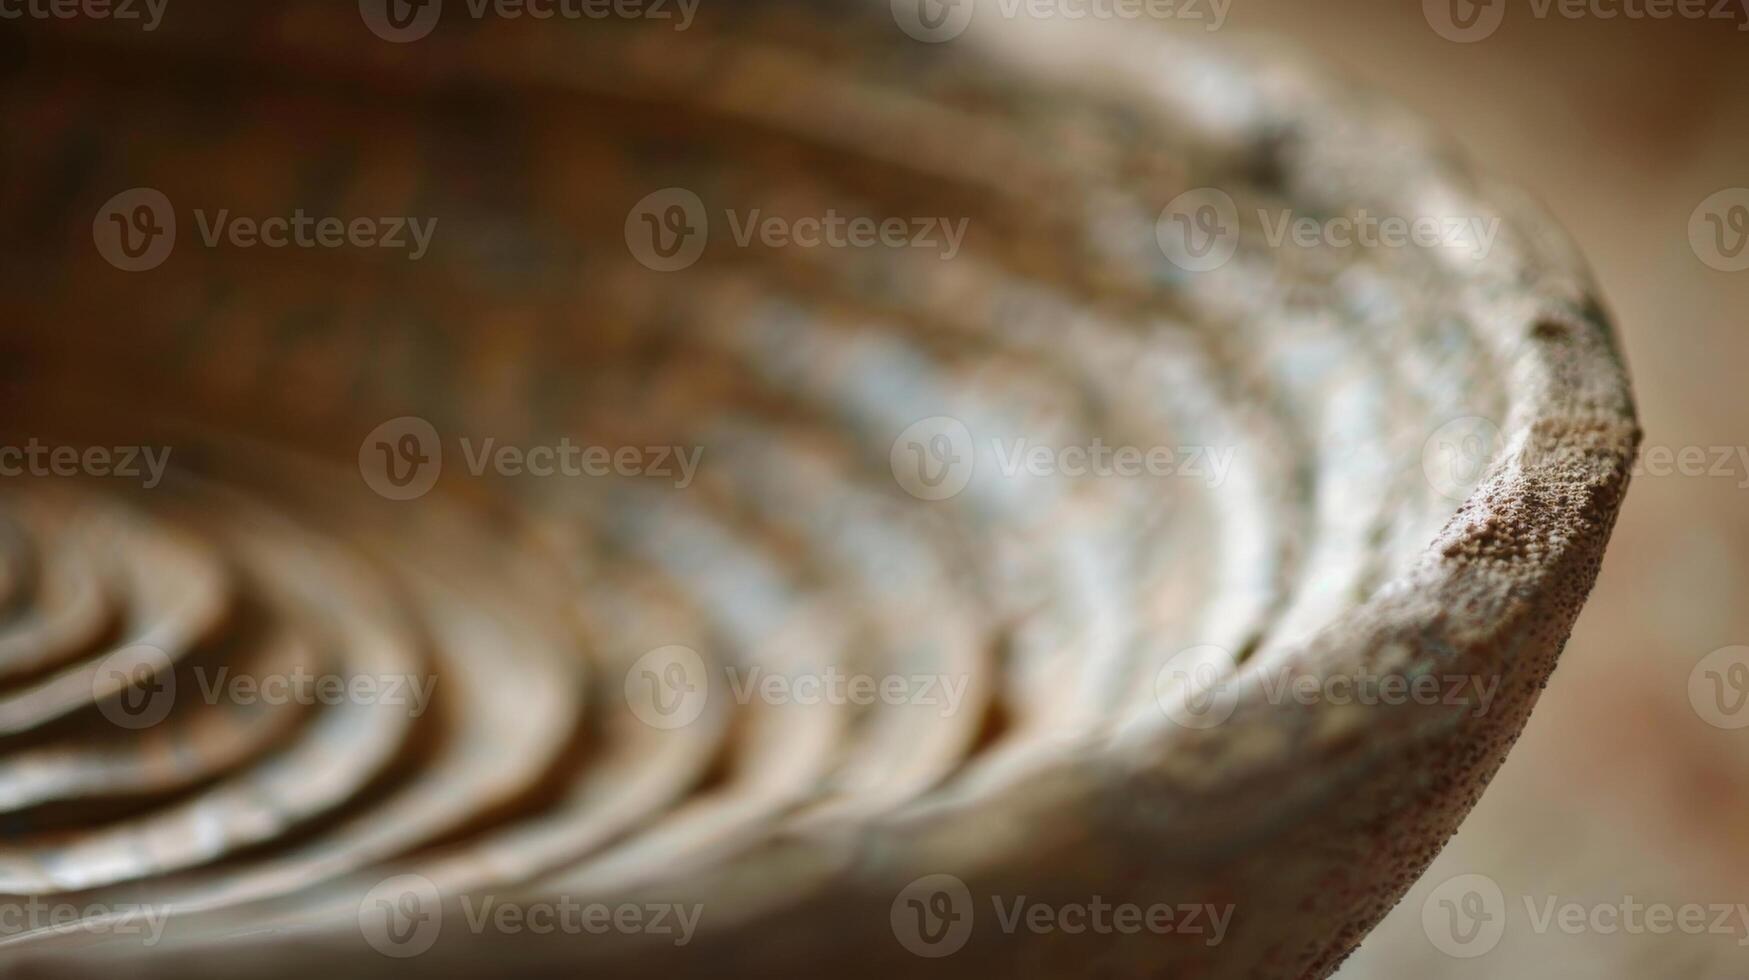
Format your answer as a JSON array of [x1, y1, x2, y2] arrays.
[[0, 0, 1636, 976]]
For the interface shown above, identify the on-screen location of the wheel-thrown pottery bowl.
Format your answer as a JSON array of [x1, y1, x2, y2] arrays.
[[0, 1, 1637, 976]]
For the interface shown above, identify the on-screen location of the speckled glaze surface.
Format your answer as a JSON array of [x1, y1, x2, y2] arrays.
[[0, 1, 1636, 976]]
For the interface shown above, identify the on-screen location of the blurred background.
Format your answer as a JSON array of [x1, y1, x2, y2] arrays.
[[0, 0, 1742, 975], [1212, 3, 1749, 977]]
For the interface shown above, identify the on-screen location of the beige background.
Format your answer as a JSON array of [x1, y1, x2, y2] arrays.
[[1200, 2, 1749, 976]]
